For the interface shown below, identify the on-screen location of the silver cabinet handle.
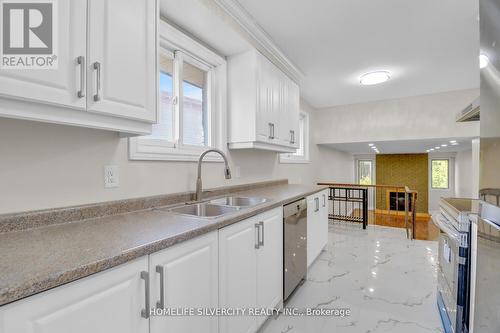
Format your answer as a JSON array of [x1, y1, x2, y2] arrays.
[[93, 61, 101, 102], [140, 271, 150, 319], [268, 123, 274, 139], [254, 223, 260, 249], [290, 130, 295, 144], [155, 265, 164, 309], [259, 221, 264, 247], [76, 56, 85, 98], [272, 123, 275, 139], [315, 197, 319, 212], [323, 194, 326, 207]]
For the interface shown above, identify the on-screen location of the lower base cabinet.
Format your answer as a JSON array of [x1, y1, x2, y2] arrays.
[[0, 205, 289, 333], [0, 257, 150, 333], [219, 207, 283, 333], [150, 232, 219, 333], [307, 189, 329, 267]]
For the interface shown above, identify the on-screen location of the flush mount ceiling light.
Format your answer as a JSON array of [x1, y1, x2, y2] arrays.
[[360, 71, 391, 85], [480, 54, 489, 69]]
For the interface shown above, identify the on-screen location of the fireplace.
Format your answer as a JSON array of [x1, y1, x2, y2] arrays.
[[389, 192, 412, 211]]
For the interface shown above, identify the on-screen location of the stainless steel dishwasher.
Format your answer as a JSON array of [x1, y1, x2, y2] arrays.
[[283, 198, 307, 301]]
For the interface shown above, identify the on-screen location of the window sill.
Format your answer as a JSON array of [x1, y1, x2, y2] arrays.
[[128, 138, 223, 162], [279, 157, 311, 164]]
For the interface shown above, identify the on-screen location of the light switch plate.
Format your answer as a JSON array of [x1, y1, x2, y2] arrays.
[[104, 165, 119, 188]]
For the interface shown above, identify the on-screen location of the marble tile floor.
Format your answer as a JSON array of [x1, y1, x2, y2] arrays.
[[260, 222, 443, 333]]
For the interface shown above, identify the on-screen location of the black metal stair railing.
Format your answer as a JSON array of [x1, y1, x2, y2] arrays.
[[318, 182, 418, 239], [327, 186, 368, 229]]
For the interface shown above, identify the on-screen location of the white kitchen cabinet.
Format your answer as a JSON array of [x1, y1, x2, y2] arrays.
[[319, 189, 329, 250], [149, 232, 218, 333], [219, 207, 283, 333], [0, 0, 157, 136], [307, 189, 329, 267], [288, 80, 301, 149], [219, 215, 258, 333], [228, 49, 300, 153], [256, 208, 284, 327], [0, 0, 87, 110], [0, 257, 149, 333], [87, 0, 156, 122]]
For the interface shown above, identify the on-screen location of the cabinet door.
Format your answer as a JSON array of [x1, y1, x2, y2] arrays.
[[289, 81, 300, 149], [256, 57, 271, 143], [256, 208, 283, 328], [270, 66, 282, 145], [319, 190, 329, 250], [219, 218, 258, 333], [87, 0, 156, 122], [0, 257, 149, 333], [277, 73, 289, 147], [150, 232, 218, 333], [0, 0, 86, 109], [307, 194, 320, 267]]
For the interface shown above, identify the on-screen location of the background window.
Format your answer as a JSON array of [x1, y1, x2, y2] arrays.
[[149, 53, 174, 141], [431, 159, 449, 189], [182, 61, 208, 146], [280, 111, 309, 163], [358, 160, 373, 185], [293, 113, 306, 157]]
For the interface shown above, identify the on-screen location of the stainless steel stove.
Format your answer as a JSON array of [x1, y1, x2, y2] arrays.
[[433, 198, 478, 333]]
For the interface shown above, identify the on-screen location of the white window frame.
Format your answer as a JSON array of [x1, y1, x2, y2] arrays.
[[280, 111, 310, 163], [356, 159, 375, 185], [430, 158, 450, 190], [129, 20, 227, 162]]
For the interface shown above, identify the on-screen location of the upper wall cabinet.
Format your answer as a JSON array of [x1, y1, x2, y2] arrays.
[[0, 0, 157, 136], [227, 50, 300, 153]]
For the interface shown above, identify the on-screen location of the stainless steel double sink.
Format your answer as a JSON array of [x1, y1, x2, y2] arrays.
[[167, 196, 269, 218]]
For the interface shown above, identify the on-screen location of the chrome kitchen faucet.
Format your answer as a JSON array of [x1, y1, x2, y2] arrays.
[[195, 149, 232, 201]]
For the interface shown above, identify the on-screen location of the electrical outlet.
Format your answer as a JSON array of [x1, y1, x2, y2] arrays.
[[104, 165, 119, 188]]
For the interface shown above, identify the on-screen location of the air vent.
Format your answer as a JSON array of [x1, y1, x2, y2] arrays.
[[456, 97, 480, 122]]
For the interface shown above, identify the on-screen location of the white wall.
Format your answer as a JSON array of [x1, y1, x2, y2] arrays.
[[314, 89, 479, 144], [0, 100, 353, 215], [455, 149, 474, 198]]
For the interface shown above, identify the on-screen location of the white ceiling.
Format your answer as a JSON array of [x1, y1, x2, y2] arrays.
[[236, 0, 480, 108], [323, 138, 473, 155]]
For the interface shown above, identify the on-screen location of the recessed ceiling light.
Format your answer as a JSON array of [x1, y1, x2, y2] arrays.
[[426, 150, 430, 153], [451, 142, 459, 146], [435, 147, 441, 149], [480, 54, 489, 69], [368, 143, 374, 146], [360, 71, 391, 85], [430, 149, 434, 151], [441, 144, 448, 147], [450, 140, 457, 144]]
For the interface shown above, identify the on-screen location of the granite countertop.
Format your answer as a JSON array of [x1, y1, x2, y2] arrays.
[[0, 183, 326, 306]]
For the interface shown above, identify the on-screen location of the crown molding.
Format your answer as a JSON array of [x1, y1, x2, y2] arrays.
[[213, 0, 303, 84]]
